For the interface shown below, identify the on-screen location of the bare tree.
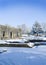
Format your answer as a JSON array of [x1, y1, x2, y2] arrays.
[[41, 23, 46, 32], [17, 24, 30, 34], [31, 21, 43, 36]]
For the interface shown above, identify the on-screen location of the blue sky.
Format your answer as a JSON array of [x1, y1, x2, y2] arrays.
[[0, 0, 46, 27]]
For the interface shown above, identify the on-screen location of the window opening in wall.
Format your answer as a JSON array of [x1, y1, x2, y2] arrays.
[[10, 32, 12, 38], [3, 31, 5, 37]]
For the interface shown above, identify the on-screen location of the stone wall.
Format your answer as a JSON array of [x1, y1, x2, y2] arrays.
[[0, 25, 22, 40]]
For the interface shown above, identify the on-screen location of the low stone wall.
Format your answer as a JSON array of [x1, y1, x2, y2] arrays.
[[0, 44, 30, 47]]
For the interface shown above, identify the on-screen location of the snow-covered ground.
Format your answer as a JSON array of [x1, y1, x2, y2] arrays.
[[0, 40, 7, 44], [0, 46, 46, 65]]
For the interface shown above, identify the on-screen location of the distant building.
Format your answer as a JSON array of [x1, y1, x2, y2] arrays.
[[0, 25, 22, 40]]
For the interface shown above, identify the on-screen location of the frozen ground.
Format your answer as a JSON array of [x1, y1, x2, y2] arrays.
[[0, 46, 46, 65]]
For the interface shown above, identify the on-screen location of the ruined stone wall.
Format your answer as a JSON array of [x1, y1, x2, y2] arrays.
[[0, 25, 22, 40]]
